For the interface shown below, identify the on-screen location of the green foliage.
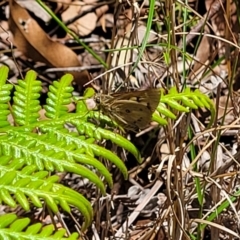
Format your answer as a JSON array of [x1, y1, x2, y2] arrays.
[[0, 66, 214, 234], [0, 213, 79, 239], [154, 87, 215, 126], [0, 66, 13, 127]]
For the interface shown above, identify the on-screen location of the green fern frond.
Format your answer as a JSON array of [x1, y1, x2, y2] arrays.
[[0, 66, 215, 232], [0, 213, 79, 239], [70, 120, 141, 163], [41, 121, 130, 177], [155, 87, 215, 126], [6, 129, 113, 187], [0, 67, 138, 230], [44, 74, 74, 119], [0, 133, 107, 194], [0, 162, 93, 230], [12, 70, 42, 126], [0, 66, 13, 128]]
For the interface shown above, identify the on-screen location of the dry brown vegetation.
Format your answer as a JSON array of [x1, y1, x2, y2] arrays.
[[1, 0, 240, 239]]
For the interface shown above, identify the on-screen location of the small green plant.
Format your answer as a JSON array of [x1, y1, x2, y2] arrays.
[[0, 66, 214, 238]]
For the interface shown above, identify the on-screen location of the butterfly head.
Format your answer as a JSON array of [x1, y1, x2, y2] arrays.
[[95, 95, 101, 104]]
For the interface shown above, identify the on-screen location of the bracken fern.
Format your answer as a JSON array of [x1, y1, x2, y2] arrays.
[[0, 65, 214, 238]]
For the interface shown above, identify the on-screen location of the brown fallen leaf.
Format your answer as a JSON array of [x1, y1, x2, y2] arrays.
[[55, 0, 72, 14], [62, 0, 97, 36], [95, 4, 108, 18], [16, 0, 52, 23], [68, 12, 97, 36], [9, 0, 90, 89], [96, 5, 109, 32]]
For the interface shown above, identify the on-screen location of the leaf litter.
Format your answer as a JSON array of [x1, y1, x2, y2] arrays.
[[1, 0, 240, 239]]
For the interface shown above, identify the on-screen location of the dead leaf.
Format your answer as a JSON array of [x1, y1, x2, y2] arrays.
[[96, 13, 113, 29], [16, 0, 51, 23], [9, 0, 90, 89], [82, 0, 98, 4], [96, 5, 109, 32], [70, 12, 97, 36], [0, 20, 10, 43], [61, 0, 82, 22], [99, 15, 106, 32], [95, 4, 108, 18], [55, 0, 72, 14], [62, 1, 98, 36]]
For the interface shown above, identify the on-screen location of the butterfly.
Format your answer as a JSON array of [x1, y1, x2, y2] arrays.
[[94, 89, 160, 131]]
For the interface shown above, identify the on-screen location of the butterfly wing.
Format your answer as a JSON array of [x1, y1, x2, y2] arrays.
[[112, 101, 154, 130], [111, 89, 160, 130], [96, 89, 160, 131]]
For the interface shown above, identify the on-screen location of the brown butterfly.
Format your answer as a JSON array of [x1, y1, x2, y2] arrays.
[[95, 89, 160, 131]]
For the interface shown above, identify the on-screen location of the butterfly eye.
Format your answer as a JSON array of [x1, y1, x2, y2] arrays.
[[95, 96, 101, 104]]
